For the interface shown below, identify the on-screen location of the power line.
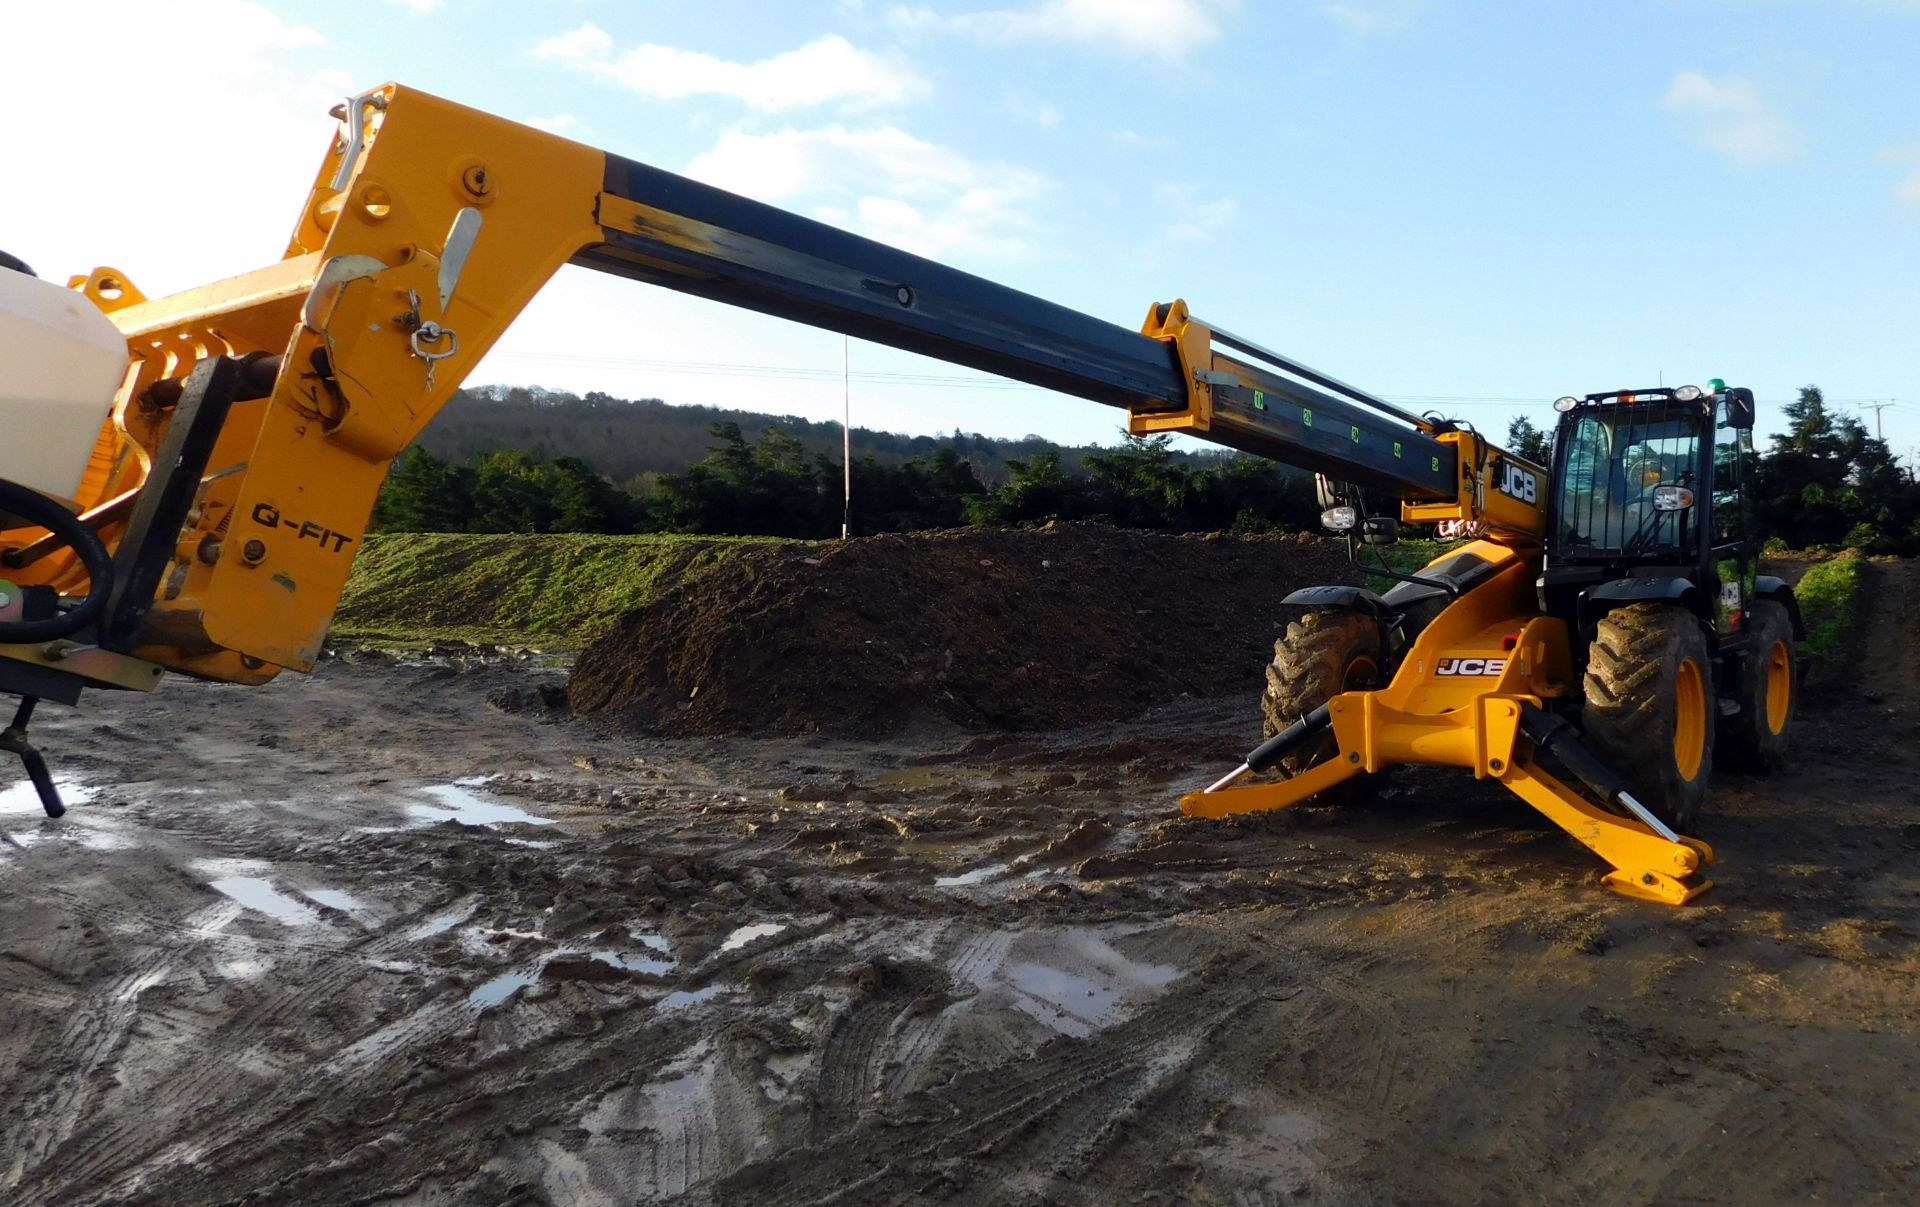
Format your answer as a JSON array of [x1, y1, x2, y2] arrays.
[[482, 349, 1911, 415]]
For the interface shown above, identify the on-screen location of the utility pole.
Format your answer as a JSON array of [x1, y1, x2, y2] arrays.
[[841, 336, 852, 540], [1864, 400, 1895, 441]]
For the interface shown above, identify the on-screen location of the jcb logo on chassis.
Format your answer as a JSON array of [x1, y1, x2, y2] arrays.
[[1435, 657, 1507, 676], [1495, 459, 1537, 504]]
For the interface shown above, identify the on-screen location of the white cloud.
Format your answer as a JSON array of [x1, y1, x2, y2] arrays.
[[390, 0, 440, 14], [2, 2, 349, 294], [1156, 185, 1238, 242], [524, 113, 579, 135], [686, 125, 1051, 262], [1005, 94, 1063, 127], [1661, 71, 1803, 168], [1884, 146, 1920, 210], [885, 0, 1234, 61], [1320, 1, 1426, 38], [533, 24, 925, 112]]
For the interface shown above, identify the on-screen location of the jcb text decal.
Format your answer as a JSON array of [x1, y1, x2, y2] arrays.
[[1495, 459, 1538, 505], [1435, 657, 1507, 676]]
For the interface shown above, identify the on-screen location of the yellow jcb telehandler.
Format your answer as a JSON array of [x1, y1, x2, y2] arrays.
[[0, 85, 1797, 903]]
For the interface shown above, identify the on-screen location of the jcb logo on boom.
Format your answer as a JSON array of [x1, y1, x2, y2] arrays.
[[1495, 459, 1537, 504], [1435, 657, 1507, 676]]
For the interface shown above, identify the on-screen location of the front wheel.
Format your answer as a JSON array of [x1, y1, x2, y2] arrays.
[[1715, 601, 1796, 772], [1582, 604, 1715, 832], [1261, 609, 1384, 803]]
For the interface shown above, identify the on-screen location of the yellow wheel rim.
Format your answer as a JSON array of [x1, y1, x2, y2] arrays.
[[1765, 639, 1792, 734], [1673, 658, 1707, 780]]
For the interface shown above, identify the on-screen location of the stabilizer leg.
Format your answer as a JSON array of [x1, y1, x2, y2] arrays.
[[1180, 748, 1362, 819], [1499, 760, 1713, 905], [0, 697, 65, 818]]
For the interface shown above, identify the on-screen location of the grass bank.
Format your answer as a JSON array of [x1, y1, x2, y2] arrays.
[[1787, 551, 1865, 658], [333, 533, 781, 647]]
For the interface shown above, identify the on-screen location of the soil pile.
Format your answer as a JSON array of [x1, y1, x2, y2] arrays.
[[567, 525, 1358, 736]]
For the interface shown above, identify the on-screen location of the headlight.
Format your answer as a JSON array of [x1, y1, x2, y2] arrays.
[[1553, 396, 1579, 413], [1673, 384, 1703, 402], [1320, 506, 1357, 532]]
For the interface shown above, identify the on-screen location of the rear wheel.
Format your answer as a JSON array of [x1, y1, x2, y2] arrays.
[[1715, 601, 1796, 772], [1261, 609, 1384, 803], [1582, 604, 1715, 832]]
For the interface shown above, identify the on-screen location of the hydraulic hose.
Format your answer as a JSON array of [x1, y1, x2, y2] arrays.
[[0, 478, 114, 644]]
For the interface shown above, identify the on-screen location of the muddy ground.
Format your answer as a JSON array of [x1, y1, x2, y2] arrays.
[[1, 563, 1917, 1205]]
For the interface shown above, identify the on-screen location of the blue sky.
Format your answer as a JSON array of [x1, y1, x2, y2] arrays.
[[8, 1, 1918, 460]]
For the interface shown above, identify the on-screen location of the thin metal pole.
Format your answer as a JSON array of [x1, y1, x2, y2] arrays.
[[842, 336, 852, 540], [1865, 400, 1893, 441]]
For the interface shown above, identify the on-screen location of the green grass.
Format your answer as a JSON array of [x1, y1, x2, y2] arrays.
[[1354, 537, 1450, 593], [1789, 552, 1865, 658], [333, 532, 781, 647]]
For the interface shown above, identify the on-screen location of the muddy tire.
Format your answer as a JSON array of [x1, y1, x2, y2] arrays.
[[1261, 609, 1384, 803], [1582, 604, 1715, 832], [1715, 601, 1796, 773]]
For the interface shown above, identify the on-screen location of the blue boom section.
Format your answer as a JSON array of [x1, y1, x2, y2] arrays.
[[578, 153, 1456, 501]]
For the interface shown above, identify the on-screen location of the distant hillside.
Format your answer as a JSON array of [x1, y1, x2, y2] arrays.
[[414, 384, 1232, 484]]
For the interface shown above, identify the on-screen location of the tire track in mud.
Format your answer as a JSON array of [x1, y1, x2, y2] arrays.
[[880, 928, 1015, 1103], [263, 1007, 705, 1206], [1181, 899, 1593, 1196], [12, 887, 524, 1204], [80, 915, 796, 1206], [39, 872, 807, 1203], [1561, 1013, 1912, 1202], [809, 972, 925, 1142], [0, 900, 240, 1196], [959, 1035, 1198, 1207], [724, 955, 1268, 1206]]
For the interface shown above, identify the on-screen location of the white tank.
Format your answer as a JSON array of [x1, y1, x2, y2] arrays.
[[0, 269, 127, 503]]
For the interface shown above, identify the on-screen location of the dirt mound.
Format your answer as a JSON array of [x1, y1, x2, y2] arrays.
[[567, 525, 1359, 736]]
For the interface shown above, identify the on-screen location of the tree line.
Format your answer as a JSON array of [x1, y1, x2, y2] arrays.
[[371, 384, 1920, 552], [371, 421, 1320, 538], [413, 384, 1232, 486]]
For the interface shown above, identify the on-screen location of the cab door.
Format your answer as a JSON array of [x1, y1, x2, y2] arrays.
[[1709, 391, 1760, 637]]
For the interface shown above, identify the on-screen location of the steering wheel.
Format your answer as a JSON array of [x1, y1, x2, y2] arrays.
[[0, 480, 115, 644]]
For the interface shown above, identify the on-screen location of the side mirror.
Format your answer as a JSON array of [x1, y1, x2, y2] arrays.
[[1360, 515, 1399, 546], [1725, 387, 1756, 430]]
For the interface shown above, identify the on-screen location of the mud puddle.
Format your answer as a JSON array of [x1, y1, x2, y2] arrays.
[[0, 778, 116, 852], [934, 861, 1010, 886], [404, 780, 557, 829], [717, 922, 786, 952], [0, 777, 96, 816], [207, 876, 323, 927]]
